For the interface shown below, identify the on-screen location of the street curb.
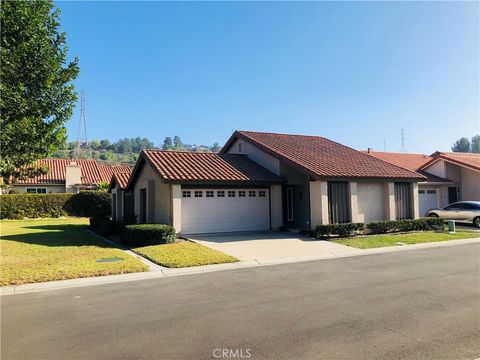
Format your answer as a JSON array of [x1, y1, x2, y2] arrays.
[[2, 237, 479, 296]]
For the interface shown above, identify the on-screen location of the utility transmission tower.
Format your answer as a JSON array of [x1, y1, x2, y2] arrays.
[[400, 128, 407, 153], [75, 91, 91, 159]]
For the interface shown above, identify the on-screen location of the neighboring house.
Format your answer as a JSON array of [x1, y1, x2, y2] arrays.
[[116, 131, 422, 234], [8, 158, 131, 194], [365, 150, 480, 216], [108, 172, 132, 222]]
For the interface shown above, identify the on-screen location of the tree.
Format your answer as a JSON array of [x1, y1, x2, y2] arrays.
[[210, 142, 221, 152], [471, 135, 480, 153], [100, 139, 112, 150], [451, 137, 471, 153], [0, 0, 79, 181], [162, 137, 173, 150], [173, 136, 184, 150]]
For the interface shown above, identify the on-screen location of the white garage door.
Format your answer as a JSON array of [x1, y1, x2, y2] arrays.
[[181, 188, 270, 234], [419, 189, 438, 217]]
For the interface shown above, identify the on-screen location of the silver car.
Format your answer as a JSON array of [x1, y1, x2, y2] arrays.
[[426, 201, 480, 227]]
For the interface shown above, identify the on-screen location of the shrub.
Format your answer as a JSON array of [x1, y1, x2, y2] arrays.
[[90, 218, 124, 237], [367, 218, 446, 234], [366, 221, 399, 234], [122, 213, 137, 225], [0, 193, 73, 219], [120, 224, 176, 246], [65, 191, 111, 219], [314, 223, 365, 239]]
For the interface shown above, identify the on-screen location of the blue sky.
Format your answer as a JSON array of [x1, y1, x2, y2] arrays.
[[57, 1, 479, 154]]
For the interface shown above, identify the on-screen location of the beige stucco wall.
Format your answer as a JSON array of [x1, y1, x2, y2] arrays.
[[11, 185, 66, 193], [424, 161, 446, 179], [65, 164, 81, 193], [356, 181, 386, 223], [111, 187, 124, 221], [461, 167, 480, 200], [132, 162, 172, 224], [309, 181, 328, 227], [226, 138, 281, 175]]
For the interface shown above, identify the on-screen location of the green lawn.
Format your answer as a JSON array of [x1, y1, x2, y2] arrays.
[[132, 241, 239, 268], [332, 231, 480, 249], [0, 218, 148, 286]]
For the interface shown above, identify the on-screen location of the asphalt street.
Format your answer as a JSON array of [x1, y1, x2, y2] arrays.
[[2, 243, 480, 360]]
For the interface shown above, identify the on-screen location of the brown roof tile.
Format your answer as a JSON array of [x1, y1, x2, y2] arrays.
[[222, 131, 424, 180], [110, 172, 131, 190], [136, 150, 285, 184], [98, 165, 132, 183], [420, 151, 480, 172]]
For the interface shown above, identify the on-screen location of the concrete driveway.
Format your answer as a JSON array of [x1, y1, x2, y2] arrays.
[[188, 231, 362, 262]]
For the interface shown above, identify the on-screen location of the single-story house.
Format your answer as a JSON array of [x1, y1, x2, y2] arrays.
[[115, 131, 423, 234], [365, 150, 480, 216], [108, 171, 132, 222], [7, 158, 131, 194]]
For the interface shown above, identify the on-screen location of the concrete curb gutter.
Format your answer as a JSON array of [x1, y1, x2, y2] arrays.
[[1, 237, 479, 296]]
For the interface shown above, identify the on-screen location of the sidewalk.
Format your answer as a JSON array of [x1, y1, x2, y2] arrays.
[[2, 237, 479, 296]]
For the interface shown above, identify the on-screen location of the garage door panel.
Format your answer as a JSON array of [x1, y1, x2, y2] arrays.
[[419, 189, 438, 217], [181, 189, 270, 234]]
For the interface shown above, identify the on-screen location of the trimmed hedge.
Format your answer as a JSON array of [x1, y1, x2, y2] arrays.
[[0, 193, 73, 219], [90, 217, 124, 237], [119, 224, 176, 246], [65, 191, 111, 219], [367, 218, 446, 234], [314, 223, 365, 239]]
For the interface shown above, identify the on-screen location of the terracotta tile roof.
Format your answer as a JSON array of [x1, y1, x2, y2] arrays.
[[133, 149, 285, 185], [14, 159, 103, 185], [222, 131, 424, 180], [98, 165, 132, 183], [362, 151, 452, 183], [109, 172, 131, 190], [13, 159, 132, 186], [420, 151, 480, 172]]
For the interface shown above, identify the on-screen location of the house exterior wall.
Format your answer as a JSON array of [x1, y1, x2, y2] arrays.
[[424, 161, 446, 178], [65, 164, 81, 193], [132, 162, 172, 224], [356, 181, 386, 223], [226, 138, 281, 175], [270, 185, 283, 230], [445, 162, 461, 183], [309, 181, 328, 227], [461, 167, 480, 200], [280, 163, 311, 229], [11, 184, 66, 193], [111, 187, 124, 221]]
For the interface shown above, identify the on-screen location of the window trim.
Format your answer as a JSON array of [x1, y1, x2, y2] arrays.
[[26, 187, 47, 194]]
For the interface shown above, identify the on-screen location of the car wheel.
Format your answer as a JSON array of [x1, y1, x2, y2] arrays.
[[474, 217, 480, 228], [428, 213, 439, 217]]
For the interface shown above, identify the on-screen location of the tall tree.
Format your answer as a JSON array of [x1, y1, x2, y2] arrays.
[[451, 137, 471, 153], [0, 0, 79, 180], [173, 135, 184, 150], [162, 137, 173, 150], [210, 142, 221, 152], [471, 135, 480, 153]]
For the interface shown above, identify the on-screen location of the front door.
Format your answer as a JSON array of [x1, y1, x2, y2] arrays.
[[448, 187, 458, 204], [283, 186, 295, 224]]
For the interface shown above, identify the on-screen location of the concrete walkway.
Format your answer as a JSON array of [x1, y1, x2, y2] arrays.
[[188, 231, 363, 262]]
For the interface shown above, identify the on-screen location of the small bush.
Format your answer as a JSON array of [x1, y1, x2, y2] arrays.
[[0, 193, 73, 219], [367, 221, 399, 234], [314, 223, 365, 239], [120, 224, 176, 246], [122, 213, 137, 225], [90, 218, 124, 237], [65, 191, 111, 219]]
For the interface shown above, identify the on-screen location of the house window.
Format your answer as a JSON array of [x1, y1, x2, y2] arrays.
[[328, 181, 350, 224], [239, 191, 246, 197], [426, 190, 437, 194], [418, 190, 425, 194], [206, 190, 214, 197], [228, 191, 235, 197], [259, 190, 266, 197], [394, 182, 412, 220], [194, 191, 203, 198], [26, 188, 47, 194], [249, 190, 256, 197], [217, 191, 225, 197], [182, 191, 191, 198]]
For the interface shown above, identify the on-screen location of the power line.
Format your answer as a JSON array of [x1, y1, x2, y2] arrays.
[[400, 128, 407, 153]]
